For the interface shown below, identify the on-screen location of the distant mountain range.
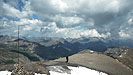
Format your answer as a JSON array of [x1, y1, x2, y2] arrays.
[[0, 35, 73, 64], [29, 36, 133, 52], [1, 35, 133, 64]]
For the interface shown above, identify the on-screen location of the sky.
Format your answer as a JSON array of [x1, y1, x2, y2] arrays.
[[0, 0, 133, 39]]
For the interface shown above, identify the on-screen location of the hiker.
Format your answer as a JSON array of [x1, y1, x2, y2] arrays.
[[66, 56, 69, 63]]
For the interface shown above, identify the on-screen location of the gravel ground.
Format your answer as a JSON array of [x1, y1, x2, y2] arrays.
[[55, 52, 133, 75]]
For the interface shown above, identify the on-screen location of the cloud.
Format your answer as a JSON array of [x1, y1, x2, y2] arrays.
[[0, 0, 33, 18], [41, 22, 110, 38], [0, 17, 43, 37], [14, 18, 42, 25], [0, 0, 133, 39], [29, 0, 124, 28], [13, 19, 43, 36], [29, 0, 133, 39], [119, 30, 130, 39], [3, 3, 27, 18], [50, 15, 85, 28], [117, 10, 133, 39], [119, 29, 133, 39], [30, 0, 120, 21]]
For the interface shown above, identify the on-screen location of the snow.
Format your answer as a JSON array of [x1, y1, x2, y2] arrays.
[[35, 73, 47, 75], [68, 66, 107, 75], [0, 66, 108, 75], [0, 71, 46, 75], [124, 52, 127, 54], [0, 71, 12, 75], [90, 50, 94, 53], [119, 54, 122, 57], [49, 71, 69, 75], [49, 66, 108, 75]]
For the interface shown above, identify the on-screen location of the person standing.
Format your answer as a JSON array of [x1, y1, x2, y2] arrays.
[[66, 56, 69, 63]]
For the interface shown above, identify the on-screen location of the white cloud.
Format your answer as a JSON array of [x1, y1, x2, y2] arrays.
[[3, 3, 27, 18], [104, 0, 120, 13], [0, 0, 133, 39], [14, 19, 42, 25], [41, 22, 110, 38], [119, 30, 131, 38], [0, 1, 33, 19], [127, 11, 133, 25], [51, 15, 85, 28], [0, 17, 44, 37], [118, 10, 133, 39], [128, 18, 133, 25], [13, 19, 43, 35], [50, 0, 68, 12]]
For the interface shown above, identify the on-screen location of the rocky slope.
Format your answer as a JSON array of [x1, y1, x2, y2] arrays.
[[104, 47, 133, 70], [55, 50, 133, 75], [0, 43, 39, 65]]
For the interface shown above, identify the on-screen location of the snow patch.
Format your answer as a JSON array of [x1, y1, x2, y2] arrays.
[[0, 66, 108, 75], [124, 52, 127, 54], [90, 50, 94, 53], [0, 71, 46, 75], [35, 73, 47, 75], [119, 54, 122, 57], [0, 71, 11, 75], [48, 66, 108, 75]]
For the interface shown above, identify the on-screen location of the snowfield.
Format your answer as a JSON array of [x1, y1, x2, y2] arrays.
[[0, 70, 46, 75], [48, 66, 108, 75], [0, 71, 12, 75], [0, 66, 108, 75]]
